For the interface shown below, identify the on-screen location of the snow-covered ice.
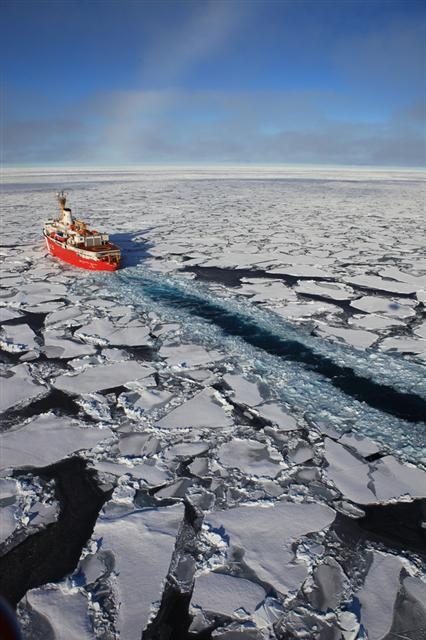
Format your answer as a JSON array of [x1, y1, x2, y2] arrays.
[[1, 413, 114, 470], [1, 167, 425, 640], [53, 361, 155, 394], [204, 501, 336, 595]]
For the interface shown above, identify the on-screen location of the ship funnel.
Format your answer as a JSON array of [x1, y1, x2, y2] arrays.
[[57, 191, 67, 210]]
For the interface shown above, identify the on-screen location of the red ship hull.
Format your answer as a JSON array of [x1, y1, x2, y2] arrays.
[[45, 235, 120, 271]]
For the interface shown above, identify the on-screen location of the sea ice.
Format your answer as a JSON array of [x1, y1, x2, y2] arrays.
[[0, 503, 18, 545], [348, 314, 405, 330], [1, 413, 113, 470], [156, 388, 233, 429], [222, 373, 264, 407], [268, 265, 332, 279], [357, 551, 404, 640], [43, 330, 97, 359], [295, 280, 356, 301], [118, 388, 173, 419], [53, 361, 155, 394], [314, 323, 378, 349], [255, 402, 299, 431], [75, 318, 151, 347], [92, 504, 184, 639], [22, 585, 93, 640], [350, 295, 416, 318], [0, 323, 38, 353], [323, 439, 426, 504], [44, 306, 90, 328], [93, 459, 172, 486], [191, 571, 266, 619], [0, 363, 48, 413], [204, 501, 335, 595], [216, 438, 286, 478], [378, 336, 426, 356], [0, 308, 23, 322], [345, 275, 417, 295], [273, 301, 340, 319], [159, 343, 222, 367]]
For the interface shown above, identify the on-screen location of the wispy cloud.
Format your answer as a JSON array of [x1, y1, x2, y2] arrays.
[[4, 89, 425, 166]]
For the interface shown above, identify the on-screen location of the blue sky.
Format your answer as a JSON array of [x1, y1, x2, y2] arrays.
[[2, 0, 425, 166]]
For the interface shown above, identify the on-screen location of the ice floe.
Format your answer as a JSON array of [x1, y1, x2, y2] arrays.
[[191, 571, 266, 620], [314, 323, 378, 349], [350, 295, 416, 318], [75, 318, 151, 348], [91, 504, 184, 638], [43, 329, 97, 359], [1, 413, 114, 470], [21, 585, 93, 640], [323, 438, 426, 504], [0, 363, 48, 413], [53, 361, 155, 394], [357, 550, 404, 640], [204, 501, 335, 595], [2, 167, 425, 639], [156, 388, 233, 430], [0, 323, 38, 353], [216, 438, 286, 478]]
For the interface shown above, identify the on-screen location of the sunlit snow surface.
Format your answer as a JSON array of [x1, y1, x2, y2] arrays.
[[1, 167, 426, 640]]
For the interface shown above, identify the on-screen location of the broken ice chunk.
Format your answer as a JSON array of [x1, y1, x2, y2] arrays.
[[191, 571, 266, 619], [0, 363, 48, 413], [75, 318, 152, 348], [255, 402, 299, 431], [0, 323, 38, 353], [323, 439, 426, 504], [402, 576, 426, 620], [93, 504, 184, 639], [323, 438, 378, 505], [288, 441, 314, 464], [345, 275, 417, 295], [273, 301, 341, 320], [159, 343, 222, 368], [378, 336, 426, 356], [338, 433, 381, 458], [413, 321, 426, 339], [43, 330, 97, 359], [93, 459, 171, 486], [268, 265, 332, 279], [204, 501, 335, 595], [164, 441, 210, 459], [371, 455, 426, 501], [118, 388, 173, 419], [1, 413, 113, 470], [223, 373, 263, 407], [357, 550, 404, 640], [118, 432, 162, 457], [350, 295, 416, 318], [44, 306, 90, 328], [0, 504, 18, 544], [295, 280, 356, 301], [53, 361, 155, 394], [0, 308, 23, 322], [308, 557, 346, 611], [76, 393, 112, 422], [217, 438, 286, 478], [314, 322, 378, 349], [348, 314, 405, 330], [21, 585, 93, 640], [156, 388, 233, 430]]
